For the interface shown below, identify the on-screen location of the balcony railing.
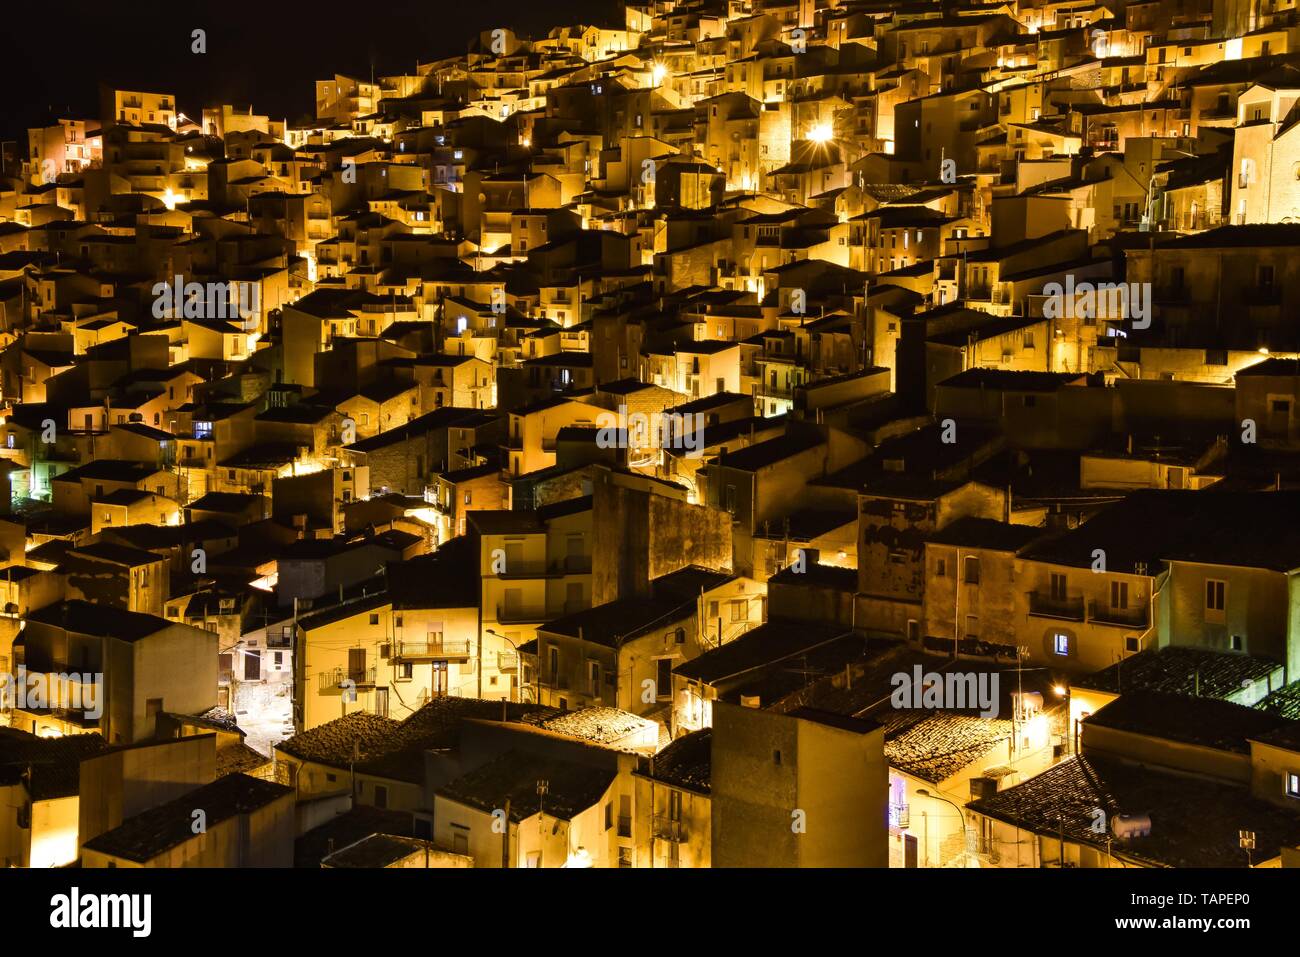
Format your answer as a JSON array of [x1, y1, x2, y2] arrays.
[[653, 816, 686, 843], [1242, 286, 1281, 307], [318, 666, 377, 693], [496, 604, 548, 624], [889, 803, 910, 829], [1153, 285, 1190, 304], [1086, 601, 1150, 629], [497, 651, 519, 672], [496, 557, 592, 579], [392, 638, 472, 660], [1028, 592, 1085, 621]]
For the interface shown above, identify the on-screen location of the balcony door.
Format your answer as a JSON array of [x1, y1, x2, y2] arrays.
[[348, 648, 367, 682]]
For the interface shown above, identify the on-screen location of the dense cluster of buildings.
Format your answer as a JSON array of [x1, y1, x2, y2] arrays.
[[3, 0, 1300, 869]]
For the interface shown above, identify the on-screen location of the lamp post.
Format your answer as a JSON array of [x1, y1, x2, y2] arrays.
[[916, 787, 971, 867], [485, 627, 527, 703]]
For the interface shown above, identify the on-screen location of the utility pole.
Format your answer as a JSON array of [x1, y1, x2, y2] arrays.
[[501, 798, 511, 868], [536, 779, 549, 868]]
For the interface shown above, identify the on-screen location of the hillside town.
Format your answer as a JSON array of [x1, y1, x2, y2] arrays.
[[2, 0, 1300, 871]]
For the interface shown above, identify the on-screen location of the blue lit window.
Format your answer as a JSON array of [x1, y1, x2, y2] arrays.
[[1053, 633, 1070, 656]]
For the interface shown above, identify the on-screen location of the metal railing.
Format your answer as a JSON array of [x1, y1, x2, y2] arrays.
[[1086, 601, 1150, 629], [318, 666, 377, 693], [392, 638, 472, 659], [1028, 592, 1085, 621], [496, 604, 547, 624], [653, 816, 686, 842]]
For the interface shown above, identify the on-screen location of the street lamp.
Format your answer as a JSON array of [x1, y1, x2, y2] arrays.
[[916, 787, 972, 867], [486, 627, 528, 703]]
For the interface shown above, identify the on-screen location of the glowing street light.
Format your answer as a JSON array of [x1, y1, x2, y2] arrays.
[[652, 62, 668, 86], [808, 122, 833, 143]]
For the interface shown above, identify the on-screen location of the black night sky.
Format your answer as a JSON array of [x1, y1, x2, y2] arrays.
[[1, 0, 618, 141]]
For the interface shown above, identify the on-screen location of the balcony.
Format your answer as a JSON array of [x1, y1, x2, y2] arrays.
[[496, 557, 593, 579], [496, 604, 548, 624], [1028, 592, 1085, 622], [1152, 284, 1190, 305], [889, 803, 910, 829], [1242, 286, 1281, 307], [653, 816, 686, 843], [392, 638, 471, 660], [318, 666, 377, 693], [497, 651, 519, 672], [1086, 601, 1150, 629]]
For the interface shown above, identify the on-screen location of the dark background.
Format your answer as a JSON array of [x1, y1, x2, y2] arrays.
[[0, 0, 620, 144]]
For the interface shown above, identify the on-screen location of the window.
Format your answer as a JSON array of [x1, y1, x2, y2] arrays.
[[605, 802, 613, 830], [1231, 635, 1245, 652], [963, 556, 980, 585], [618, 795, 631, 838], [1110, 581, 1128, 609], [1287, 772, 1300, 799], [730, 599, 746, 622], [936, 558, 947, 577], [374, 785, 388, 809], [587, 661, 601, 696], [1206, 579, 1226, 621], [399, 662, 413, 679], [1125, 636, 1140, 653], [1053, 633, 1070, 656], [369, 613, 380, 626], [1050, 573, 1067, 601], [773, 749, 782, 766], [656, 658, 672, 699]]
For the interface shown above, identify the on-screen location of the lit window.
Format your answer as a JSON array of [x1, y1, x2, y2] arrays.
[[1287, 772, 1300, 799], [1053, 633, 1070, 656]]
